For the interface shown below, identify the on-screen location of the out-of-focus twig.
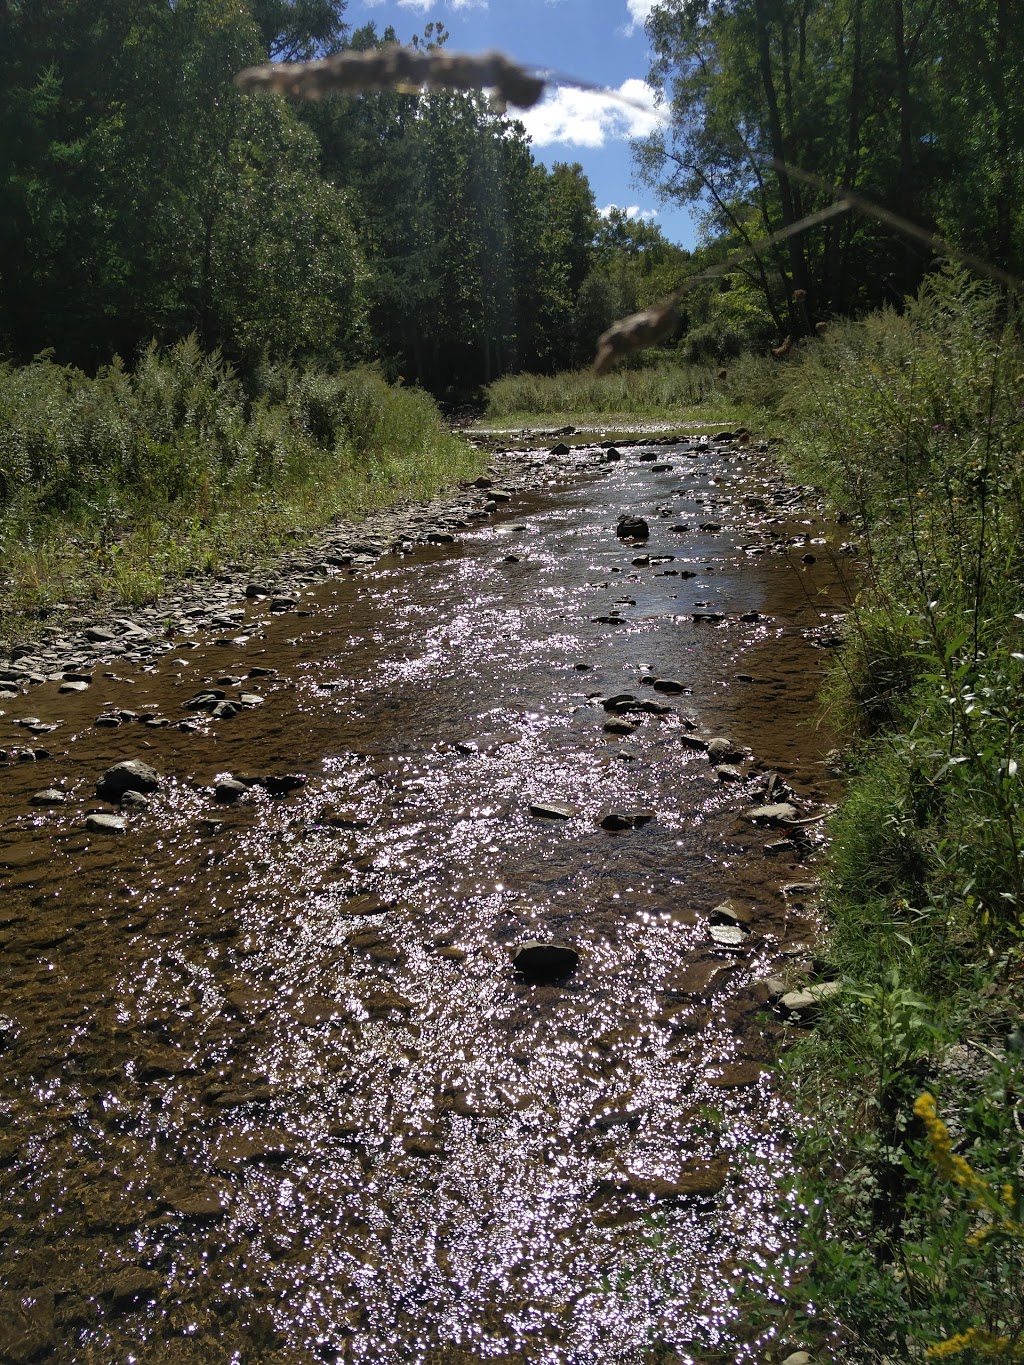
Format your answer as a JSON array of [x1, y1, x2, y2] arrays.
[[235, 44, 545, 110], [594, 199, 853, 374]]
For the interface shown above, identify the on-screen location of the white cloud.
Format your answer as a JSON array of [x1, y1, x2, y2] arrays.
[[599, 204, 658, 222], [624, 0, 657, 32], [517, 78, 662, 149], [376, 0, 486, 9]]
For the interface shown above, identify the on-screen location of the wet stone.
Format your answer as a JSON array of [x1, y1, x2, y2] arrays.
[[103, 1268, 164, 1312], [714, 765, 745, 782], [707, 737, 744, 764], [708, 923, 748, 949], [609, 1158, 729, 1200], [600, 809, 656, 831], [780, 981, 842, 1018], [602, 693, 637, 713], [528, 799, 579, 820], [742, 802, 799, 824], [711, 899, 757, 926], [30, 788, 67, 806], [651, 678, 687, 693], [214, 778, 249, 804], [261, 773, 307, 796], [96, 758, 161, 801], [709, 1062, 769, 1089], [211, 1130, 296, 1171], [513, 941, 580, 982], [85, 813, 126, 834], [662, 959, 735, 997], [603, 720, 635, 736], [160, 1184, 231, 1220], [616, 515, 650, 541]]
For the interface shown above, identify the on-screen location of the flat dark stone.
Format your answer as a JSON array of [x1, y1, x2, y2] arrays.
[[529, 800, 579, 820], [513, 941, 579, 981]]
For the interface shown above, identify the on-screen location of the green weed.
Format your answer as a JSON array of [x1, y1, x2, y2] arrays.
[[0, 342, 480, 640]]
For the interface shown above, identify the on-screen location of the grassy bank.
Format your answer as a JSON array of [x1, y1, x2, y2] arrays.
[[754, 271, 1024, 1361], [0, 339, 481, 641], [481, 357, 775, 430]]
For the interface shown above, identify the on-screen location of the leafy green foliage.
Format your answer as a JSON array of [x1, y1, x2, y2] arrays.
[[639, 0, 1024, 332], [748, 268, 1024, 1360], [0, 341, 479, 628]]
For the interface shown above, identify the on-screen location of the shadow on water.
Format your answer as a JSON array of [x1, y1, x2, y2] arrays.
[[0, 437, 852, 1363]]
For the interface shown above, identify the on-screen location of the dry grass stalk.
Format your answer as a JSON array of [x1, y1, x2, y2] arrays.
[[593, 303, 679, 376], [235, 44, 546, 110]]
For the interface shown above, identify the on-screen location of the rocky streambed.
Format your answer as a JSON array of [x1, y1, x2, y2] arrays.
[[0, 433, 852, 1363]]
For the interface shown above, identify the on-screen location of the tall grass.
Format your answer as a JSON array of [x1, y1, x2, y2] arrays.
[[483, 360, 727, 419], [751, 269, 1024, 1361], [0, 337, 480, 630]]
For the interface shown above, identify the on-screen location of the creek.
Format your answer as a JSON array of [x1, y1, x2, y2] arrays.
[[0, 435, 851, 1363]]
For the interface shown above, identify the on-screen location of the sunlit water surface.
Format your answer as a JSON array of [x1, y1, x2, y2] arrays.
[[0, 441, 851, 1362]]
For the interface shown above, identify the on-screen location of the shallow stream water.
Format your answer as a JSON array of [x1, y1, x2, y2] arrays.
[[0, 437, 851, 1363]]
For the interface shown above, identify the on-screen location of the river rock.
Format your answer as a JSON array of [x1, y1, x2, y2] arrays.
[[214, 778, 249, 803], [528, 800, 579, 820], [600, 809, 656, 831], [104, 1268, 164, 1313], [603, 720, 634, 736], [160, 1183, 231, 1220], [211, 1130, 296, 1170], [742, 802, 799, 825], [706, 737, 743, 764], [616, 515, 649, 540], [711, 899, 756, 925], [651, 677, 686, 693], [513, 942, 579, 981], [780, 980, 842, 1018], [781, 1354, 815, 1365], [86, 812, 126, 834], [714, 764, 745, 782], [30, 789, 66, 806], [612, 1157, 728, 1199], [602, 693, 637, 713], [120, 790, 150, 810], [96, 758, 161, 800], [261, 772, 307, 796], [708, 923, 747, 949]]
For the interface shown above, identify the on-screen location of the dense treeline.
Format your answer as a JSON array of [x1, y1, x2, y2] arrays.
[[639, 0, 1024, 345], [0, 1, 691, 397]]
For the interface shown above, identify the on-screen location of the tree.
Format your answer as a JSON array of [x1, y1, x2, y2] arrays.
[[635, 0, 958, 329], [0, 0, 365, 368]]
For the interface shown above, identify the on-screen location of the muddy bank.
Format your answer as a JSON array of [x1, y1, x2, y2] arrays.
[[0, 433, 852, 1363]]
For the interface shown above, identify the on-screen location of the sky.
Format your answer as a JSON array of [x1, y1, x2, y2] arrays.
[[344, 0, 701, 249]]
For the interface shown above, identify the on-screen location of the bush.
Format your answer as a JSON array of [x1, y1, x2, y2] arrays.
[[0, 341, 479, 627], [749, 268, 1024, 1360]]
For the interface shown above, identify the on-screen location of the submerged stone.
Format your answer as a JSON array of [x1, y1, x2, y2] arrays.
[[513, 941, 579, 981]]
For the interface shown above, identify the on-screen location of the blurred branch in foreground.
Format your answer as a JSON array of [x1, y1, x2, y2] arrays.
[[235, 44, 545, 111]]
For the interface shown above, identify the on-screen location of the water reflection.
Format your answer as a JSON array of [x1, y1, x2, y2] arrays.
[[0, 439, 847, 1361]]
